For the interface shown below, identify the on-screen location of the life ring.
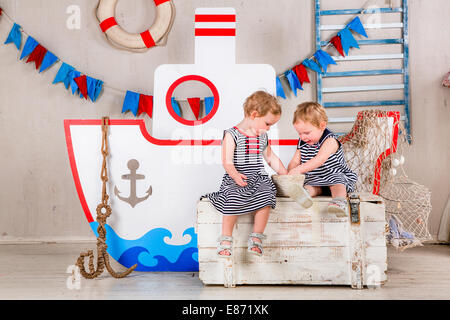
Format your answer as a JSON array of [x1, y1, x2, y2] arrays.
[[96, 0, 175, 52]]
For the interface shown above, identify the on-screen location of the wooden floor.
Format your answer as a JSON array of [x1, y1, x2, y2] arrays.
[[0, 243, 449, 300]]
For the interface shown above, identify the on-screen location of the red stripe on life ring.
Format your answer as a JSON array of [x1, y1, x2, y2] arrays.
[[99, 17, 118, 32], [195, 29, 236, 36], [154, 0, 170, 6], [140, 30, 156, 48]]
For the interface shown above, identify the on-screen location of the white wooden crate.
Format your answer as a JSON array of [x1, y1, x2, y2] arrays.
[[196, 193, 387, 289]]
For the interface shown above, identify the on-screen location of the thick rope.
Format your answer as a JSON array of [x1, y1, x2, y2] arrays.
[[76, 117, 137, 279]]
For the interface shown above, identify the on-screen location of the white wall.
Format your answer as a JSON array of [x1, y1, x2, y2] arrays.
[[0, 0, 448, 241]]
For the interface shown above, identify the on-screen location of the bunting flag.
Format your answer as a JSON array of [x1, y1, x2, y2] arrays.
[[204, 97, 214, 116], [276, 76, 286, 99], [86, 76, 96, 101], [302, 58, 323, 74], [1, 7, 369, 109], [187, 97, 201, 120], [4, 23, 22, 50], [276, 13, 367, 99], [53, 62, 75, 86], [314, 49, 337, 73], [171, 98, 182, 117], [93, 80, 104, 102], [69, 70, 82, 94], [39, 51, 58, 73], [293, 63, 310, 86], [122, 90, 140, 116], [26, 44, 47, 70], [0, 8, 3, 16], [137, 94, 153, 117], [347, 16, 368, 38], [284, 70, 302, 96], [338, 27, 360, 55], [330, 35, 345, 57], [73, 75, 88, 99], [20, 36, 38, 60]]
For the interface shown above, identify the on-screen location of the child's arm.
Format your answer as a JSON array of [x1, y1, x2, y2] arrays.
[[287, 149, 301, 173], [222, 132, 248, 187], [288, 138, 339, 174], [263, 145, 288, 175]]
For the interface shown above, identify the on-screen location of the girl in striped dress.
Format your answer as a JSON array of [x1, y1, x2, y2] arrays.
[[200, 91, 288, 257], [287, 102, 357, 216]]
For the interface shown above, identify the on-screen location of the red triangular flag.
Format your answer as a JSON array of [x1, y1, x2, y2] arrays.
[[0, 8, 3, 16], [138, 94, 153, 117], [293, 63, 310, 85], [73, 75, 88, 99], [330, 35, 345, 57], [187, 97, 201, 120], [26, 44, 47, 70]]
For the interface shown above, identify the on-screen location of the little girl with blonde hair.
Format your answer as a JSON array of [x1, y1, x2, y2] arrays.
[[288, 102, 357, 215], [200, 91, 288, 257]]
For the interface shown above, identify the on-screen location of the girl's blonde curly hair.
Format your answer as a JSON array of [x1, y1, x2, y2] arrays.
[[293, 101, 328, 128], [243, 91, 282, 117]]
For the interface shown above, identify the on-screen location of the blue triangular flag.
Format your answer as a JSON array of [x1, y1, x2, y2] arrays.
[[39, 51, 58, 73], [93, 80, 103, 102], [69, 70, 81, 93], [204, 97, 214, 116], [4, 23, 22, 50], [171, 97, 182, 117], [314, 50, 337, 73], [284, 70, 303, 96], [347, 16, 368, 38], [292, 70, 303, 92], [53, 62, 75, 85], [338, 27, 360, 55], [86, 76, 97, 101], [20, 36, 38, 60], [302, 59, 323, 74], [276, 76, 286, 99], [122, 91, 140, 116]]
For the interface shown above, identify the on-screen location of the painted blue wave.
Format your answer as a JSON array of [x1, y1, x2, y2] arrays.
[[118, 246, 198, 271], [89, 222, 198, 272]]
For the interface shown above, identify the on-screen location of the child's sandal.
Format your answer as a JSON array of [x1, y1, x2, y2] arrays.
[[247, 233, 267, 257], [217, 235, 233, 258], [327, 197, 348, 217]]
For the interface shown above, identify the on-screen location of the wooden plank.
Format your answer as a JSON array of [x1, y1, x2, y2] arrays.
[[198, 247, 387, 285], [332, 54, 404, 61], [197, 222, 350, 247], [322, 39, 404, 46], [323, 84, 405, 93], [319, 8, 403, 15], [198, 246, 349, 263], [199, 261, 351, 285], [324, 100, 405, 108], [320, 23, 404, 30], [323, 69, 404, 77]]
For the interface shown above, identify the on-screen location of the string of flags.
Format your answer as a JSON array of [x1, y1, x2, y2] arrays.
[[276, 16, 368, 99], [2, 7, 367, 117]]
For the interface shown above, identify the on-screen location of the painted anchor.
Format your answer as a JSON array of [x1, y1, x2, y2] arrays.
[[114, 159, 152, 208]]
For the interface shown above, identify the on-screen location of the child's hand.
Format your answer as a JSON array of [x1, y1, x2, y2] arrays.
[[288, 165, 303, 175], [232, 173, 248, 187]]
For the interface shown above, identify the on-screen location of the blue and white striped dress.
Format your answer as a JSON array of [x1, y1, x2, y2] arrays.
[[298, 128, 357, 193], [200, 127, 277, 215]]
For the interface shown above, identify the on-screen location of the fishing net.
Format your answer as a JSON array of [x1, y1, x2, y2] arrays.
[[339, 110, 432, 250], [339, 109, 397, 194]]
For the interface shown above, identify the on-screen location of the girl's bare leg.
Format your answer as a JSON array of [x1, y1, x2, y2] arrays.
[[304, 185, 323, 197], [329, 184, 347, 198], [251, 206, 271, 254], [219, 215, 238, 256]]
